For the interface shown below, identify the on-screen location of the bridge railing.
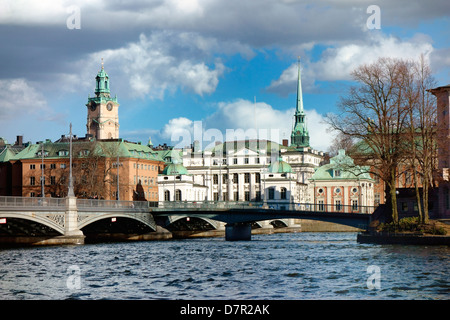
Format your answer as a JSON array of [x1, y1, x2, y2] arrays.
[[0, 196, 66, 208], [0, 196, 377, 214], [76, 199, 154, 210], [156, 200, 376, 214]]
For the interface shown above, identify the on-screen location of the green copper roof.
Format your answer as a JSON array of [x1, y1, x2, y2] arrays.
[[311, 149, 372, 181], [0, 148, 16, 162], [290, 58, 310, 148], [10, 140, 163, 162], [267, 157, 292, 173], [162, 160, 188, 175]]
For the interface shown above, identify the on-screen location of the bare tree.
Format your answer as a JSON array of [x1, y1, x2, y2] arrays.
[[326, 57, 413, 224], [72, 140, 121, 199], [407, 55, 438, 224]]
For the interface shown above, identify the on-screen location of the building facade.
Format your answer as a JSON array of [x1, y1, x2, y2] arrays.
[[309, 150, 374, 213], [430, 84, 450, 218], [8, 138, 164, 201]]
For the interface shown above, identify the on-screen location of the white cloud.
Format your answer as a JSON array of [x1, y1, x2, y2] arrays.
[[0, 78, 67, 143], [309, 33, 434, 81], [268, 33, 435, 93], [0, 78, 49, 118], [155, 99, 335, 152], [62, 32, 226, 100]]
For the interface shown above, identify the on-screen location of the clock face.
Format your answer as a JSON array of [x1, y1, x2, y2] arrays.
[[106, 102, 113, 111]]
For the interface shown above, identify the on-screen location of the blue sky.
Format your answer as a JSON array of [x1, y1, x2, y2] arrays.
[[0, 1, 449, 152]]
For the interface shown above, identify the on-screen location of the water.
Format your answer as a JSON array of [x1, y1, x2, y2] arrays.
[[0, 232, 448, 300]]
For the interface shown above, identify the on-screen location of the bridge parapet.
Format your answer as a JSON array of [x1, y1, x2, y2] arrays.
[[0, 196, 66, 209], [155, 200, 376, 215]]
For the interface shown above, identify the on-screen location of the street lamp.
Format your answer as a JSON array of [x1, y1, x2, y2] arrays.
[[68, 123, 75, 197]]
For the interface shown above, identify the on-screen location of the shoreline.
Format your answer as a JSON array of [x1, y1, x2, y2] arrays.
[[357, 232, 450, 245]]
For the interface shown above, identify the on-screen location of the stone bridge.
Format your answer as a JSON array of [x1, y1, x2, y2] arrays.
[[0, 196, 376, 244]]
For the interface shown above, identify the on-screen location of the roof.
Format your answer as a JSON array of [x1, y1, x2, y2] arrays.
[[208, 139, 297, 155], [267, 157, 292, 173], [10, 139, 164, 162], [311, 149, 372, 181], [161, 161, 189, 175]]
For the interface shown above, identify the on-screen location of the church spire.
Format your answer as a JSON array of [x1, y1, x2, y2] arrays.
[[290, 57, 310, 149], [95, 59, 110, 97], [296, 56, 304, 114]]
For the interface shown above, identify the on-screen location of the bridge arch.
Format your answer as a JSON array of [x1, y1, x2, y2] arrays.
[[0, 212, 65, 235], [78, 212, 157, 232], [164, 215, 220, 231]]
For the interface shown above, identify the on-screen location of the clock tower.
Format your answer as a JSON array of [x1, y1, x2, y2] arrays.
[[86, 60, 119, 139]]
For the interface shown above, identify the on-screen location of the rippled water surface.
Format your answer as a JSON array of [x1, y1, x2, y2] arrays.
[[0, 232, 449, 300]]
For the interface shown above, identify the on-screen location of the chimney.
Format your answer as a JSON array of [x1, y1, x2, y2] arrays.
[[16, 135, 23, 146], [282, 139, 288, 147]]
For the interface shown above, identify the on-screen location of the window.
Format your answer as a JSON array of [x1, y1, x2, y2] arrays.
[[213, 159, 218, 165], [223, 173, 228, 184], [213, 174, 218, 185], [256, 158, 260, 164], [50, 163, 56, 169], [255, 191, 261, 202], [374, 193, 381, 206], [175, 189, 182, 201], [213, 192, 219, 201], [281, 187, 287, 200], [334, 169, 341, 177], [222, 158, 227, 165], [233, 191, 239, 201], [30, 164, 35, 170], [245, 191, 250, 201], [164, 190, 170, 201], [50, 176, 56, 185], [58, 150, 69, 156], [233, 173, 238, 184], [401, 202, 408, 212], [30, 176, 35, 186], [268, 187, 275, 200], [335, 200, 342, 212], [60, 163, 67, 169], [255, 173, 260, 183], [40, 164, 46, 169], [318, 200, 324, 211], [244, 158, 249, 164], [244, 173, 250, 183], [233, 158, 238, 165], [352, 200, 358, 211]]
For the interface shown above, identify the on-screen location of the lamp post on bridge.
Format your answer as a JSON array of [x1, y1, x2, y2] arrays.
[[68, 123, 75, 197], [64, 123, 84, 242]]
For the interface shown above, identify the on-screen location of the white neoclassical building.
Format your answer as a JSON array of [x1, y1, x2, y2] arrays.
[[157, 139, 324, 205]]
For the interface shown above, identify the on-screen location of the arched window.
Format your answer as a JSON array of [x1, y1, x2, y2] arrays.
[[164, 190, 170, 201], [175, 189, 182, 201], [280, 187, 287, 200]]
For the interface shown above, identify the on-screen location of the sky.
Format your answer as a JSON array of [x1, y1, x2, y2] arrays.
[[0, 0, 449, 153]]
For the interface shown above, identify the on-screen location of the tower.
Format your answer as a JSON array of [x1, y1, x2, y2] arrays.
[[86, 60, 119, 139], [290, 58, 310, 148]]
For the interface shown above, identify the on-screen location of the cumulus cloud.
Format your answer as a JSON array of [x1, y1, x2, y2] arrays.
[[0, 78, 49, 118], [64, 32, 226, 100], [155, 99, 335, 152], [268, 33, 435, 94]]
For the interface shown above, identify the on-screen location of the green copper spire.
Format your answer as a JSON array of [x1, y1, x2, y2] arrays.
[[290, 57, 310, 148], [95, 58, 110, 97]]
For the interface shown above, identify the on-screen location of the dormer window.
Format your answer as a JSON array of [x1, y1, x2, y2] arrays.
[[334, 169, 341, 177], [58, 150, 69, 156]]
